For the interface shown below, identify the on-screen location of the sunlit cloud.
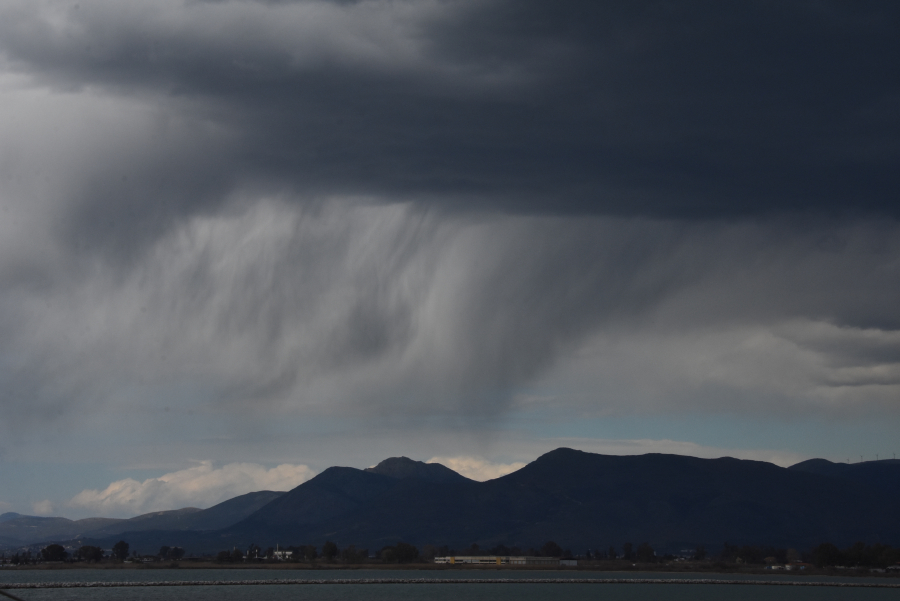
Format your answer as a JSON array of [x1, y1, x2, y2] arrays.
[[69, 461, 314, 518], [428, 456, 525, 481], [31, 500, 55, 516]]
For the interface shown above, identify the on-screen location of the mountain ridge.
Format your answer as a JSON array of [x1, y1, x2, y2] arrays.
[[6, 450, 900, 554], [0, 491, 285, 546], [364, 456, 471, 483]]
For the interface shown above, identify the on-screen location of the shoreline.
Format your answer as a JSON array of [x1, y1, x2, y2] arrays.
[[2, 562, 897, 579], [2, 577, 900, 590]]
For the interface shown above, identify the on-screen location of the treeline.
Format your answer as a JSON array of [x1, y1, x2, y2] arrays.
[[3, 539, 898, 568], [810, 542, 900, 568], [0, 540, 184, 565], [585, 542, 665, 562], [720, 542, 793, 565], [705, 541, 900, 569], [212, 540, 618, 563], [1, 544, 106, 565], [437, 541, 574, 559], [214, 542, 416, 563]]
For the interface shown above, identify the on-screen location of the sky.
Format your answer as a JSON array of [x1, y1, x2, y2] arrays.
[[1, 0, 899, 520]]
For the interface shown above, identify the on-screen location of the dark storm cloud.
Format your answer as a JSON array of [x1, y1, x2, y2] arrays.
[[1, 0, 900, 458], [2, 200, 898, 434], [1, 0, 897, 242]]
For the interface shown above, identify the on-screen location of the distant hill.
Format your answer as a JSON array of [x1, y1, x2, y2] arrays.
[[179, 490, 285, 531], [0, 491, 284, 548], [99, 449, 900, 555], [788, 458, 900, 500], [0, 515, 123, 544], [0, 513, 27, 523], [14, 450, 900, 555], [81, 491, 286, 537], [365, 456, 471, 483]]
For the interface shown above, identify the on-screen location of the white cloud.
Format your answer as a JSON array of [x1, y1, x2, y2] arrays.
[[427, 456, 525, 481], [31, 499, 54, 516], [68, 461, 314, 518]]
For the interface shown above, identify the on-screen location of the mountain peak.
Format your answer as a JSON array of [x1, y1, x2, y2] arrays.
[[0, 513, 26, 523], [364, 456, 469, 483]]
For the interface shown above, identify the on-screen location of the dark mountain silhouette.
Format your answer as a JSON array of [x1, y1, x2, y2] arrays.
[[99, 449, 897, 554], [364, 456, 471, 483], [0, 491, 283, 547], [82, 491, 285, 537], [0, 513, 28, 523], [180, 490, 285, 531], [0, 515, 122, 544], [11, 450, 900, 555], [788, 458, 900, 500]]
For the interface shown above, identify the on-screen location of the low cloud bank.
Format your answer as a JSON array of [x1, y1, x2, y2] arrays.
[[31, 500, 55, 516], [428, 456, 525, 481], [69, 461, 314, 518]]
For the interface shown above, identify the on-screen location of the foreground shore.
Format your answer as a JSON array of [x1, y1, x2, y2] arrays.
[[2, 561, 897, 579], [2, 577, 900, 590]]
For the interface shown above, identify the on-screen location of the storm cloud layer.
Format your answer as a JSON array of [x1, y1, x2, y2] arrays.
[[0, 0, 899, 513], [3, 0, 899, 226]]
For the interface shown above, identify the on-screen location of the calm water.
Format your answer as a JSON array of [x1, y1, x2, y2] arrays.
[[0, 569, 896, 601]]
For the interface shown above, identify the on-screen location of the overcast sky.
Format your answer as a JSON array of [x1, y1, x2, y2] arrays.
[[1, 0, 899, 519]]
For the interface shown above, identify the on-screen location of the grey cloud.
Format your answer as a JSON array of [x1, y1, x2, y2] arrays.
[[2, 0, 900, 469], [2, 198, 899, 440], [0, 0, 897, 257]]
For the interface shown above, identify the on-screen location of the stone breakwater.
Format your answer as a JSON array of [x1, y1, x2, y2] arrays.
[[2, 579, 899, 589]]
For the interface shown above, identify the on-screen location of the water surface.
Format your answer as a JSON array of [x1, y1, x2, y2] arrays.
[[1, 568, 895, 601]]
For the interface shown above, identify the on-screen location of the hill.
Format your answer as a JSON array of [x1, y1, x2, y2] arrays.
[[788, 458, 900, 501], [364, 456, 471, 483], [103, 449, 900, 555], [14, 450, 900, 555], [0, 491, 284, 548]]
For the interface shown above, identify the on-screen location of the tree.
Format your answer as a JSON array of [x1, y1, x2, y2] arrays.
[[341, 544, 367, 563], [112, 541, 130, 561], [622, 542, 634, 560], [75, 546, 104, 562], [41, 544, 68, 562], [811, 542, 842, 568], [380, 547, 396, 563], [541, 541, 563, 557], [489, 544, 511, 556], [322, 541, 339, 561], [169, 547, 185, 560], [607, 546, 617, 559], [247, 544, 261, 560], [158, 546, 171, 560], [636, 542, 655, 563], [394, 542, 419, 563], [420, 544, 437, 561], [304, 545, 318, 561], [231, 548, 243, 562], [693, 545, 706, 561]]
